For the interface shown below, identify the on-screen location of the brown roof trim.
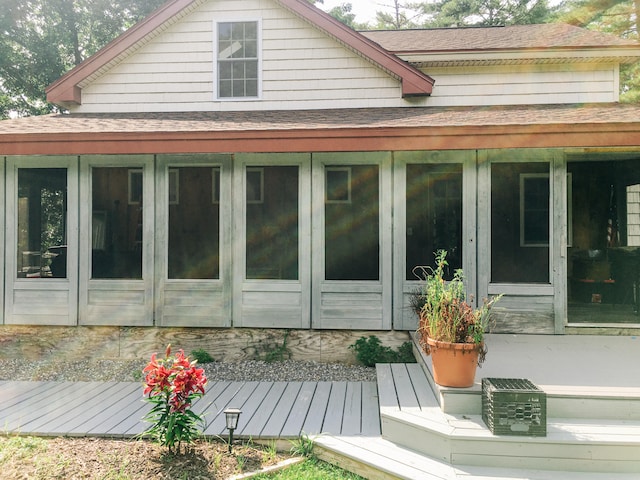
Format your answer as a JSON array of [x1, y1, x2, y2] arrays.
[[2, 122, 640, 156], [46, 0, 200, 105], [46, 0, 433, 106], [274, 0, 433, 97]]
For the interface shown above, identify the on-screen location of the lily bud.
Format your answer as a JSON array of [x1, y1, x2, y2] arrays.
[[165, 344, 172, 357]]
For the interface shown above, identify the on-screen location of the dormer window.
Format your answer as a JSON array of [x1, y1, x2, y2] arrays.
[[217, 21, 259, 99]]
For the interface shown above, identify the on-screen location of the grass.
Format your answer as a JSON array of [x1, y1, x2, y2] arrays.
[[0, 435, 364, 479], [253, 457, 366, 479]]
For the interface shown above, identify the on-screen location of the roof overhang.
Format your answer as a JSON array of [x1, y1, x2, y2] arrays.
[[3, 105, 640, 156]]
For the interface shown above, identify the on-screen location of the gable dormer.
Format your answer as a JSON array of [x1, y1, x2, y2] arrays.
[[46, 0, 434, 113]]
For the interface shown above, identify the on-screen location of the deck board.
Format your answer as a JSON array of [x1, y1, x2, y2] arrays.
[[301, 381, 332, 435], [376, 364, 399, 410], [322, 381, 347, 434], [0, 379, 379, 439], [261, 382, 303, 437], [239, 382, 287, 436], [280, 381, 317, 437], [405, 363, 439, 410], [390, 364, 420, 411], [360, 381, 381, 436], [204, 381, 261, 436], [341, 382, 363, 435]]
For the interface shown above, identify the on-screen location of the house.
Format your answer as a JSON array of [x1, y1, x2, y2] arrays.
[[1, 0, 640, 346]]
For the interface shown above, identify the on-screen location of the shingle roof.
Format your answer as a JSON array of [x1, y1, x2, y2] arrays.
[[361, 23, 639, 53], [2, 103, 640, 135]]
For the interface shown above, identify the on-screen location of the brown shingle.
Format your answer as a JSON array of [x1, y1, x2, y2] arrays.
[[361, 24, 639, 53], [2, 104, 640, 136]]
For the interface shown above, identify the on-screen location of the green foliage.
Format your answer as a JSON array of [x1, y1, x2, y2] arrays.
[[415, 250, 501, 365], [373, 0, 427, 29], [252, 330, 292, 363], [253, 457, 366, 479], [423, 0, 554, 27], [141, 346, 207, 454], [556, 0, 639, 101], [0, 0, 166, 118], [190, 348, 215, 364], [349, 336, 416, 367], [289, 433, 315, 458]]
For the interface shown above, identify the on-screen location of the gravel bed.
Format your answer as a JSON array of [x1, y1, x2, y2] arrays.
[[0, 358, 377, 383]]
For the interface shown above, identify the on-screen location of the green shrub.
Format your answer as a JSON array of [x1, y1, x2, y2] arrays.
[[349, 336, 416, 367], [190, 348, 215, 364]]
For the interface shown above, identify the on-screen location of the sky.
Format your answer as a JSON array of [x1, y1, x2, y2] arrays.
[[320, 0, 385, 24]]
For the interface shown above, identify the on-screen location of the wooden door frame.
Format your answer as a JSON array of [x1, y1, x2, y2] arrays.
[[155, 154, 233, 327], [311, 152, 393, 330], [477, 149, 565, 334], [79, 154, 154, 326], [4, 155, 79, 325], [392, 150, 477, 331], [232, 153, 311, 328]]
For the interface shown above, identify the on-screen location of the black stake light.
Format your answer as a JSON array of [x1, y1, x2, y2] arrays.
[[224, 407, 242, 453]]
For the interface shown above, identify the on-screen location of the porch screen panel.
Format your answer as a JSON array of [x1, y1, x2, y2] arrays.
[[168, 167, 220, 279], [325, 164, 380, 280], [405, 164, 462, 280], [17, 168, 67, 278], [491, 162, 549, 283], [91, 167, 142, 279], [246, 166, 299, 280]]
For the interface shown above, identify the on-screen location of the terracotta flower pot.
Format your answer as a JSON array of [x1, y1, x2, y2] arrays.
[[426, 337, 480, 388]]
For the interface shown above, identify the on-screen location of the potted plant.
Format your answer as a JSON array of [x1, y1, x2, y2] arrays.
[[413, 250, 501, 388]]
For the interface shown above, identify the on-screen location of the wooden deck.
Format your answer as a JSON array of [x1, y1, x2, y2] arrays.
[[0, 380, 380, 439]]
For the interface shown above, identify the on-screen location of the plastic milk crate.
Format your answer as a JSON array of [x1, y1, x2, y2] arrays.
[[481, 378, 547, 436]]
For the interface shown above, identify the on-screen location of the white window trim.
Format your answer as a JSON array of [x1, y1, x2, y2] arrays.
[[213, 18, 262, 101]]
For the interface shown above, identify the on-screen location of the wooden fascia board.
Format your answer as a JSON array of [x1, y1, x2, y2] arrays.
[[3, 123, 640, 155], [46, 0, 198, 105], [274, 0, 434, 97], [400, 46, 640, 66]]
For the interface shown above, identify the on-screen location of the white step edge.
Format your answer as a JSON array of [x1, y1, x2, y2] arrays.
[[312, 435, 640, 480], [381, 408, 640, 473]]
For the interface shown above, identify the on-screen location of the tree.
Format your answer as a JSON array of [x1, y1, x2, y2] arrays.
[[0, 0, 166, 119], [556, 0, 640, 102], [374, 0, 426, 29], [326, 3, 362, 29], [424, 0, 553, 27]]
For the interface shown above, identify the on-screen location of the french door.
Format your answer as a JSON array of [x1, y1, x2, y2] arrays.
[[233, 154, 311, 328], [4, 156, 79, 325]]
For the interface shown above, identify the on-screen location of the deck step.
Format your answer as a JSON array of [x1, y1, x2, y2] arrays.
[[377, 363, 640, 474], [411, 333, 640, 419], [313, 435, 639, 480]]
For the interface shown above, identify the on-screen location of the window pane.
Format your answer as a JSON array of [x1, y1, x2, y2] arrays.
[[92, 167, 142, 279], [246, 166, 299, 280], [217, 21, 258, 98], [218, 23, 231, 41], [219, 80, 232, 97], [169, 167, 220, 279], [17, 168, 67, 278], [246, 79, 258, 97], [325, 164, 379, 280], [491, 163, 549, 283], [406, 164, 462, 280]]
